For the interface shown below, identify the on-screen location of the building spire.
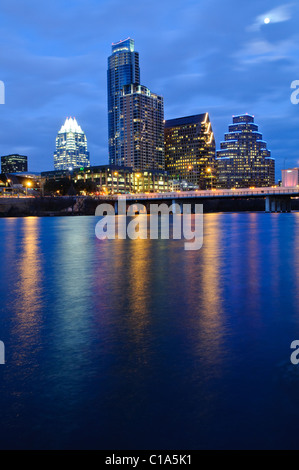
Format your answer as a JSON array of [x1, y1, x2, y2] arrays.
[[59, 117, 84, 134]]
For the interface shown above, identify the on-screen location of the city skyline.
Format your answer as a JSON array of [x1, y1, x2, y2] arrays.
[[0, 0, 298, 177]]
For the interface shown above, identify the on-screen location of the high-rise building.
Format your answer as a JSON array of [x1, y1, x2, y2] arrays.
[[54, 117, 90, 171], [216, 114, 275, 188], [120, 84, 165, 171], [282, 168, 299, 187], [1, 154, 28, 173], [164, 114, 216, 189], [108, 38, 140, 166]]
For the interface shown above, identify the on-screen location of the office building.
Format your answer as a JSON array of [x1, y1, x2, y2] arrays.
[[1, 154, 28, 173], [164, 114, 216, 189], [216, 115, 275, 188], [41, 165, 169, 195], [120, 84, 165, 171], [282, 168, 299, 187], [108, 38, 140, 166], [54, 117, 90, 170]]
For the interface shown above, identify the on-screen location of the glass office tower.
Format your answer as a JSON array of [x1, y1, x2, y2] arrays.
[[216, 114, 275, 188], [1, 154, 28, 173], [165, 114, 216, 189], [54, 117, 90, 171], [120, 84, 165, 171], [108, 38, 140, 166]]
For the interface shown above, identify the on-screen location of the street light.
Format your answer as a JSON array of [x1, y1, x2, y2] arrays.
[[206, 167, 213, 190], [26, 181, 32, 197]]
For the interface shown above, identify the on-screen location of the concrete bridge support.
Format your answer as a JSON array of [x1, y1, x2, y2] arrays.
[[172, 200, 183, 214], [265, 196, 291, 213]]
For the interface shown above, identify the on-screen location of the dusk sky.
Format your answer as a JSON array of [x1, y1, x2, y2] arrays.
[[0, 0, 298, 178]]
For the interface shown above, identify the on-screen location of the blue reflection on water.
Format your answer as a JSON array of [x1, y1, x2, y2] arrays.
[[0, 214, 299, 449]]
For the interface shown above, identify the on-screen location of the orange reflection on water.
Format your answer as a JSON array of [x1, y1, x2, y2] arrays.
[[12, 217, 43, 365], [182, 214, 225, 369], [126, 238, 151, 341]]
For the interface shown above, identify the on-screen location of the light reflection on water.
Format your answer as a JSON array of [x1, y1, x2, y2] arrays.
[[0, 214, 299, 449]]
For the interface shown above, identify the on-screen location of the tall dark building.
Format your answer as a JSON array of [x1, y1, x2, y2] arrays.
[[216, 114, 275, 188], [1, 154, 28, 173], [120, 84, 165, 171], [164, 114, 216, 189], [108, 38, 140, 166]]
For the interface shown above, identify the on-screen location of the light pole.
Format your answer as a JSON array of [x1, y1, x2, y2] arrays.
[[26, 181, 32, 197], [136, 173, 141, 193], [206, 167, 213, 190]]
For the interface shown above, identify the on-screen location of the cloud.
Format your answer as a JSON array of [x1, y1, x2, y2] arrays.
[[0, 0, 298, 177], [248, 3, 294, 31], [235, 39, 298, 65]]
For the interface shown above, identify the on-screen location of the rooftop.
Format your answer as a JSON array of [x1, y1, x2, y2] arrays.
[[165, 114, 209, 128], [58, 117, 84, 135]]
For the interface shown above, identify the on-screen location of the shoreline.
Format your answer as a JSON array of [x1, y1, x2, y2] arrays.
[[0, 195, 298, 217]]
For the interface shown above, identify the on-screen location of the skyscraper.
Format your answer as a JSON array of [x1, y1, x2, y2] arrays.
[[164, 114, 216, 189], [216, 114, 275, 188], [1, 154, 28, 173], [108, 38, 140, 166], [120, 84, 165, 171], [54, 117, 90, 171]]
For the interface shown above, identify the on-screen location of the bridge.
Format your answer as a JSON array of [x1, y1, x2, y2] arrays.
[[101, 187, 299, 213]]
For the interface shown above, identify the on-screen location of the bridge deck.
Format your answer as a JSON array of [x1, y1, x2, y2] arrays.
[[102, 187, 299, 201]]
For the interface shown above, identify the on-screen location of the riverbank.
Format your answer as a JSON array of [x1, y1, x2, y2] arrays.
[[0, 196, 299, 217], [0, 196, 97, 217]]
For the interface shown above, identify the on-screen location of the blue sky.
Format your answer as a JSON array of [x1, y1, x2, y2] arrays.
[[0, 0, 298, 178]]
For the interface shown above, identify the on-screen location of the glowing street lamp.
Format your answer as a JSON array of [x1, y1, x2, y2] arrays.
[[26, 181, 32, 196], [206, 167, 213, 189]]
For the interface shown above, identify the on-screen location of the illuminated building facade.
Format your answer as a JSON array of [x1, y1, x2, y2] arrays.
[[216, 115, 275, 188], [120, 84, 165, 171], [41, 165, 169, 195], [54, 117, 90, 171], [108, 38, 140, 166], [282, 168, 299, 187], [164, 114, 216, 189], [1, 154, 28, 173]]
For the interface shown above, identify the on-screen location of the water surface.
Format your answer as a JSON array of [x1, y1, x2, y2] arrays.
[[0, 214, 299, 450]]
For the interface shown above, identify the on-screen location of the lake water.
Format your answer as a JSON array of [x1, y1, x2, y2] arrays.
[[0, 214, 299, 450]]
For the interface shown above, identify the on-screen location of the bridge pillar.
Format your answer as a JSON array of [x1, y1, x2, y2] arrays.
[[271, 199, 276, 213], [281, 199, 286, 213], [265, 196, 292, 213], [172, 200, 183, 214], [184, 204, 192, 214], [277, 199, 281, 213]]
